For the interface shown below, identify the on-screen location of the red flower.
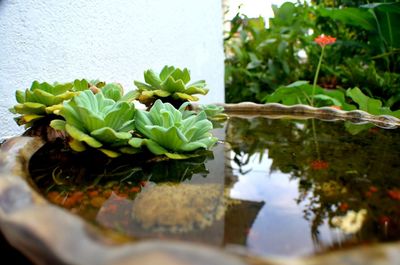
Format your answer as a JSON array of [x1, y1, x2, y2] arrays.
[[314, 34, 336, 47], [387, 189, 400, 201], [369, 186, 378, 193], [129, 186, 141, 193], [311, 160, 329, 170], [339, 202, 349, 212]]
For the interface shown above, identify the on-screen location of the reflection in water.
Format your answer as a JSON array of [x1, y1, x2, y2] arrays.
[[226, 117, 400, 255], [229, 151, 338, 256], [29, 116, 400, 257]]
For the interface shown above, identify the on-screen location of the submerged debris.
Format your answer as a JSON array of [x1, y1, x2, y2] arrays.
[[131, 183, 227, 233]]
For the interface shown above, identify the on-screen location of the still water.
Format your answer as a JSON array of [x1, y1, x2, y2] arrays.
[[29, 117, 400, 257]]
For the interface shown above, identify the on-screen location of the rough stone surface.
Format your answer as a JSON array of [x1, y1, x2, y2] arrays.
[[0, 0, 225, 138]]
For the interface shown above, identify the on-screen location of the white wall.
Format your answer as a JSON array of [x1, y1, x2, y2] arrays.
[[0, 0, 224, 138]]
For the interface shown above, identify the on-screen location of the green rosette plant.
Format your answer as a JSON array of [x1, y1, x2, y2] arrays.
[[198, 104, 228, 121], [50, 90, 138, 158], [10, 81, 74, 127], [133, 65, 209, 108], [128, 99, 218, 159], [10, 79, 135, 129]]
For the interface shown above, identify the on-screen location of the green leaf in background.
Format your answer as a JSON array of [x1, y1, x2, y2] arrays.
[[224, 1, 400, 108], [345, 122, 374, 135], [346, 87, 400, 118], [362, 2, 400, 49], [198, 104, 228, 121], [101, 83, 124, 101], [272, 2, 296, 24], [346, 87, 382, 114], [265, 81, 356, 110], [73, 79, 89, 91], [319, 7, 376, 31]]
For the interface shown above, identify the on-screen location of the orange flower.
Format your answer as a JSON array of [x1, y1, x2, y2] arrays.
[[387, 189, 400, 201], [310, 160, 329, 170], [369, 186, 378, 193], [339, 202, 349, 212], [314, 34, 336, 47]]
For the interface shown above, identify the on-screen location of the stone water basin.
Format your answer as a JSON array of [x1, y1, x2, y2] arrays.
[[1, 103, 400, 265]]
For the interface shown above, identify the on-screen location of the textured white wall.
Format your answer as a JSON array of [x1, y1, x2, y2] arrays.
[[0, 0, 224, 138]]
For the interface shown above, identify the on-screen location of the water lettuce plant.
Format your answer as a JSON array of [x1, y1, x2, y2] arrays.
[[9, 79, 110, 128], [133, 65, 209, 108], [128, 99, 217, 159], [50, 90, 138, 158], [198, 104, 228, 121], [10, 81, 75, 127]]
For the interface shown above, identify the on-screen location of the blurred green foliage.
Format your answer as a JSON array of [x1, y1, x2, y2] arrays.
[[224, 1, 400, 111]]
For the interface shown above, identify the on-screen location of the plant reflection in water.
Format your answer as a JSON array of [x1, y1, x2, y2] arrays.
[[227, 117, 400, 254], [30, 116, 400, 256]]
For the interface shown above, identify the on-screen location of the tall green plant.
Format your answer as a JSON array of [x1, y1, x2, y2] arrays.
[[225, 2, 315, 103]]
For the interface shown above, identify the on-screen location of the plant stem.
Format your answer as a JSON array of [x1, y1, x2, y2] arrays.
[[311, 119, 320, 160], [311, 46, 325, 107]]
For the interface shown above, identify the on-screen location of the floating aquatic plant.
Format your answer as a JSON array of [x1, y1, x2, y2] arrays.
[[10, 81, 74, 127], [96, 82, 137, 103], [9, 79, 108, 128], [10, 79, 137, 130], [133, 65, 209, 108], [198, 104, 228, 121], [50, 90, 138, 158], [129, 99, 217, 159]]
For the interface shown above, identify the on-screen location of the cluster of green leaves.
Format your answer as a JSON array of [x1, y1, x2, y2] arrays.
[[129, 100, 218, 159], [9, 80, 91, 127], [48, 91, 218, 159], [225, 1, 400, 112], [8, 79, 122, 128], [50, 88, 138, 158], [133, 65, 209, 108], [10, 65, 219, 159], [317, 1, 400, 107], [197, 104, 228, 121], [225, 2, 314, 103], [265, 81, 400, 119], [264, 81, 354, 110]]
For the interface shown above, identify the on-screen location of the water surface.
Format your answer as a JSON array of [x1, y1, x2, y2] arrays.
[[30, 117, 400, 257]]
